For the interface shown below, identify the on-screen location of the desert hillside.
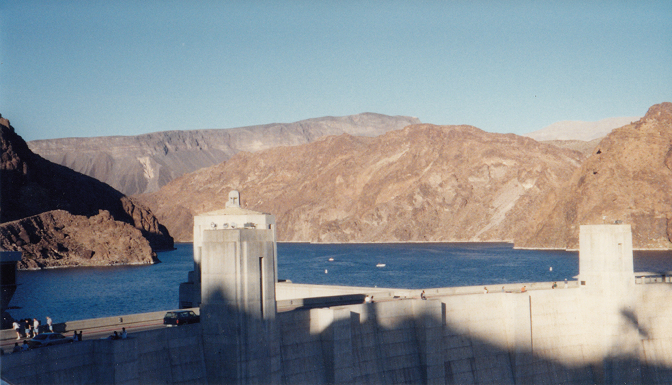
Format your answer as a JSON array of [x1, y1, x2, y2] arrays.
[[0, 117, 173, 269], [517, 102, 672, 250], [9, 102, 670, 254], [28, 113, 420, 196], [137, 124, 584, 243]]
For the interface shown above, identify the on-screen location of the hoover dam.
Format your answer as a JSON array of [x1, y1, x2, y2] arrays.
[[2, 191, 671, 384]]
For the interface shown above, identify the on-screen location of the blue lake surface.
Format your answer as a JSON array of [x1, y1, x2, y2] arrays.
[[277, 243, 579, 288], [8, 243, 670, 324]]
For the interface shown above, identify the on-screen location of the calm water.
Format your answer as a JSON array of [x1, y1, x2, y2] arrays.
[[7, 243, 670, 324]]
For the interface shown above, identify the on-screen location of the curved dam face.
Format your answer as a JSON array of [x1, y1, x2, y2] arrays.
[[2, 282, 670, 384], [3, 214, 671, 384]]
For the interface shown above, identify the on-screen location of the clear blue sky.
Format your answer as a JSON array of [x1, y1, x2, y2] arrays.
[[2, 1, 670, 142]]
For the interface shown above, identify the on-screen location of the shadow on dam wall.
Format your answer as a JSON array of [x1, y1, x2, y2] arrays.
[[2, 287, 672, 384], [275, 291, 672, 385]]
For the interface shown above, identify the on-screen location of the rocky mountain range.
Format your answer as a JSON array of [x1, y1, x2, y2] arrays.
[[0, 117, 173, 269], [516, 102, 672, 250], [4, 102, 670, 265], [27, 113, 420, 196], [136, 103, 672, 250], [136, 124, 585, 244]]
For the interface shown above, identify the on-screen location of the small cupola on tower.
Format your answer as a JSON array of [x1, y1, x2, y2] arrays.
[[226, 190, 241, 208]]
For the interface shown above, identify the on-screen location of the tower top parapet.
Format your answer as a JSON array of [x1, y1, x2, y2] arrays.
[[199, 190, 271, 218], [194, 190, 275, 239]]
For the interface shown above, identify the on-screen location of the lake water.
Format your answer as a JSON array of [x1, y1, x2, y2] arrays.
[[7, 243, 670, 324]]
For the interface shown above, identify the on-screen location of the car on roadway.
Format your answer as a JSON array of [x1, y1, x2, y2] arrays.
[[27, 333, 74, 348], [163, 310, 200, 326]]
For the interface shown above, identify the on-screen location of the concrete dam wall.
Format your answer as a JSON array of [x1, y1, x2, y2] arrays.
[[265, 283, 672, 384], [1, 324, 207, 384], [2, 282, 671, 384]]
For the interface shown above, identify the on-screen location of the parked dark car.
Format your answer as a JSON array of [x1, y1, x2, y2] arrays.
[[27, 333, 73, 348], [163, 310, 200, 326]]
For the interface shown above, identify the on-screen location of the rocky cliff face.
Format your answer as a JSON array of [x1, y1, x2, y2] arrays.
[[28, 113, 420, 196], [0, 117, 173, 268], [517, 102, 672, 250], [137, 124, 584, 243], [0, 210, 157, 269]]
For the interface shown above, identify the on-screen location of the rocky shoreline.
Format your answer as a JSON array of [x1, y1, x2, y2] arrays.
[[1, 116, 173, 270], [18, 260, 160, 271]]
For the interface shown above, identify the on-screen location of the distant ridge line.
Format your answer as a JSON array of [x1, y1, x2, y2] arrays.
[[524, 116, 641, 141]]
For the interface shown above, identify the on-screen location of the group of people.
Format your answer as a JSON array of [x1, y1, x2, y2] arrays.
[[106, 327, 128, 340], [11, 340, 30, 353], [71, 327, 129, 341], [6, 320, 131, 355], [12, 316, 54, 340], [72, 330, 84, 341]]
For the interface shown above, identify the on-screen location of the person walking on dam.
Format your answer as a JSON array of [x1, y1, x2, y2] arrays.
[[24, 319, 31, 338], [33, 318, 40, 335], [13, 321, 21, 340]]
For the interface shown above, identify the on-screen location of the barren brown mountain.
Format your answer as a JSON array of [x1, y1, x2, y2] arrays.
[[137, 124, 584, 243], [0, 116, 173, 268], [0, 210, 156, 269], [517, 102, 672, 250], [28, 113, 420, 196]]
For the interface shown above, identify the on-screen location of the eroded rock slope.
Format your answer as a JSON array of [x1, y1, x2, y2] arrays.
[[0, 117, 173, 268], [138, 124, 584, 243], [517, 102, 672, 250], [0, 210, 156, 269]]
